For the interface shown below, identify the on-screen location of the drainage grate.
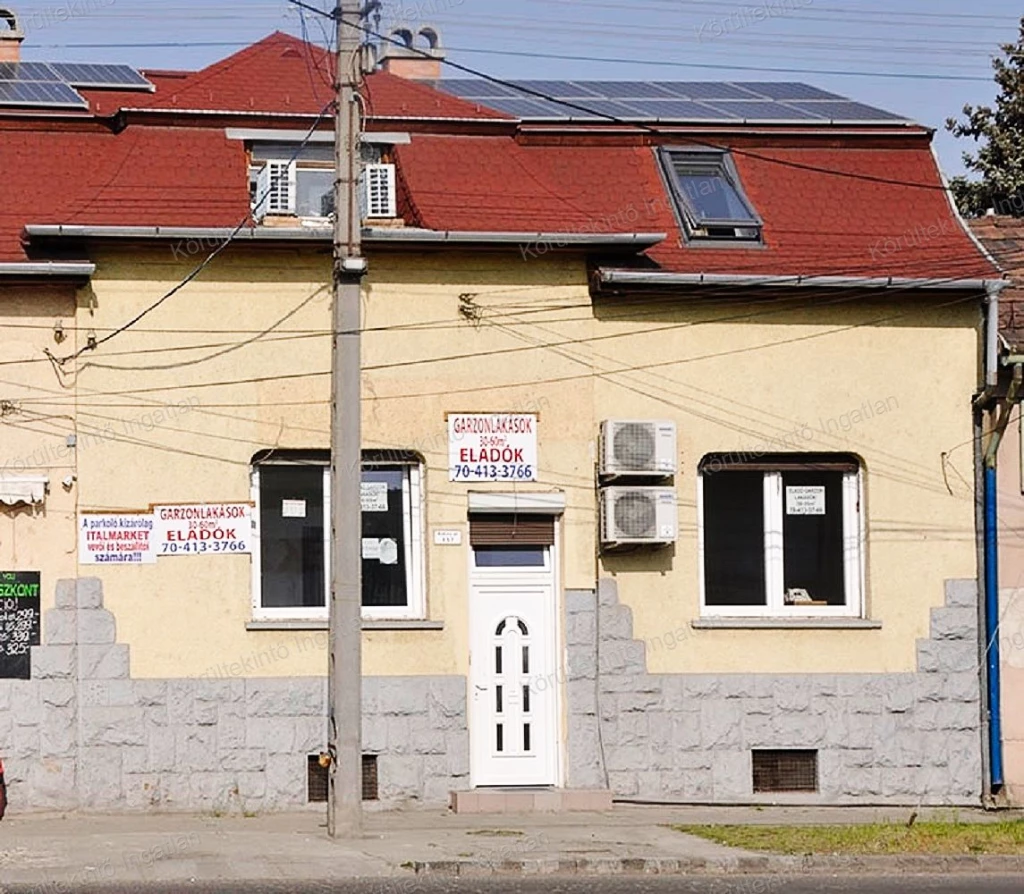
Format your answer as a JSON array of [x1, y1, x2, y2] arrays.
[[307, 754, 380, 802], [308, 755, 328, 802], [752, 749, 818, 793], [362, 754, 379, 802]]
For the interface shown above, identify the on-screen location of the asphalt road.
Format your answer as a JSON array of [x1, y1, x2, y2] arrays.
[[4, 877, 1021, 894]]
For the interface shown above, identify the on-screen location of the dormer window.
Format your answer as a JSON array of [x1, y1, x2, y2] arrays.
[[659, 148, 762, 243], [250, 143, 335, 222], [248, 141, 397, 224]]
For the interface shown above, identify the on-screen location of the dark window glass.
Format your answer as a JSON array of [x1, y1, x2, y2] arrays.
[[295, 168, 334, 218], [361, 467, 408, 608], [781, 471, 845, 606], [703, 471, 766, 606], [474, 547, 546, 567], [677, 170, 756, 222], [259, 465, 324, 608]]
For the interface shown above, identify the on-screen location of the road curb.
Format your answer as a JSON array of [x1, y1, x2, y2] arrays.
[[407, 853, 1024, 876]]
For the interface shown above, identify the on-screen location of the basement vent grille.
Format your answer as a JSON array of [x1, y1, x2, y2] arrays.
[[307, 754, 380, 802], [752, 749, 818, 793]]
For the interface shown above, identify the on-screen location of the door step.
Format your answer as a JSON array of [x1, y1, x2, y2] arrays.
[[450, 788, 613, 814]]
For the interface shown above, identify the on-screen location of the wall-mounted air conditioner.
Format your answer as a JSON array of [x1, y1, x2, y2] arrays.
[[600, 420, 677, 478], [254, 160, 296, 221], [362, 163, 397, 219], [600, 487, 677, 547]]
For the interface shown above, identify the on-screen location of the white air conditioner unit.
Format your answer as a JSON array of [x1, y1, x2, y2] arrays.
[[600, 487, 677, 546], [362, 163, 397, 219], [600, 420, 677, 478], [254, 160, 295, 221]]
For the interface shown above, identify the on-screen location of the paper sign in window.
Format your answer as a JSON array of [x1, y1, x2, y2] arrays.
[[362, 538, 381, 561], [786, 486, 826, 516], [281, 499, 307, 519], [379, 538, 399, 566], [361, 482, 389, 513]]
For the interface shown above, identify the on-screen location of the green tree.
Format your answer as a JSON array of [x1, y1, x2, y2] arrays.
[[946, 15, 1024, 218]]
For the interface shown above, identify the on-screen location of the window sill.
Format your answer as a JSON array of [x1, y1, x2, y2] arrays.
[[246, 619, 445, 631], [691, 618, 882, 630]]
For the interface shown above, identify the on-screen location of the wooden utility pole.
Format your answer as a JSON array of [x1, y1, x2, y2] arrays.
[[328, 0, 366, 839]]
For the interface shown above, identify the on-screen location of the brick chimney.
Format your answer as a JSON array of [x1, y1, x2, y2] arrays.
[[380, 26, 445, 80], [0, 8, 24, 63]]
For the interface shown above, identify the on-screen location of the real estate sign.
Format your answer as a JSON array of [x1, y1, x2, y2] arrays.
[[448, 413, 538, 482]]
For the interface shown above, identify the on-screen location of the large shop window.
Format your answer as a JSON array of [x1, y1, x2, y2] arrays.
[[698, 454, 863, 618], [251, 452, 425, 620]]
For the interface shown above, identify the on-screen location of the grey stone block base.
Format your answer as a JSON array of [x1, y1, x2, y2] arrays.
[[0, 578, 468, 813], [567, 579, 983, 805]]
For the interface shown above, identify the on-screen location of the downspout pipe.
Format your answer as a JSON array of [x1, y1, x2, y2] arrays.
[[980, 278, 1012, 795]]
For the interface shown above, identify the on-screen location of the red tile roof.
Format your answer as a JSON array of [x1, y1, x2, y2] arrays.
[[0, 31, 997, 284], [396, 135, 998, 280], [970, 216, 1024, 348], [78, 32, 510, 121], [0, 127, 246, 261]]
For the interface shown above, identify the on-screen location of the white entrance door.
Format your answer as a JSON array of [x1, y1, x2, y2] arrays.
[[469, 545, 560, 787]]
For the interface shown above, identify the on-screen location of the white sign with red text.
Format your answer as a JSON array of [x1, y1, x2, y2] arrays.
[[449, 414, 537, 482], [153, 503, 253, 557], [79, 513, 157, 565]]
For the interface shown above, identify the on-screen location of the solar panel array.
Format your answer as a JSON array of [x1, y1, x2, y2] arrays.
[[0, 61, 153, 109], [431, 80, 910, 124]]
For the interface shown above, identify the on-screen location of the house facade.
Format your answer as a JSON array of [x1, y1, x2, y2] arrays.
[[0, 20, 1006, 811], [970, 214, 1024, 807]]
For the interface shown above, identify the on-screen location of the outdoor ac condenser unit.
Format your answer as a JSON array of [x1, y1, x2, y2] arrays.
[[599, 420, 677, 477], [600, 487, 678, 546], [362, 163, 397, 219]]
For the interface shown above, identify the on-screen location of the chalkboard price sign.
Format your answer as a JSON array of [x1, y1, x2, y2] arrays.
[[0, 572, 41, 680]]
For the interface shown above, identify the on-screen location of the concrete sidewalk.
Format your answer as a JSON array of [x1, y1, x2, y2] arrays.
[[0, 805, 1022, 886]]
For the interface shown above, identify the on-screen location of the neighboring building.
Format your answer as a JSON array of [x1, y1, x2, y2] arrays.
[[970, 214, 1024, 807], [0, 17, 1006, 811]]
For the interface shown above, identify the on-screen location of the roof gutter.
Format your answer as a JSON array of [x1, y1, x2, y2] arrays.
[[0, 261, 96, 279], [26, 225, 666, 251], [597, 269, 1001, 292]]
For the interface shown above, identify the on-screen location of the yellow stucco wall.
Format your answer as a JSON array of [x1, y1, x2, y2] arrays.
[[0, 284, 79, 604], [58, 245, 980, 680]]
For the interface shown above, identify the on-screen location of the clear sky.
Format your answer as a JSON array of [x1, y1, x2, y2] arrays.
[[14, 0, 1023, 179]]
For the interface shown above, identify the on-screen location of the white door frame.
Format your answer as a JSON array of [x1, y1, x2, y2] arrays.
[[467, 528, 564, 788]]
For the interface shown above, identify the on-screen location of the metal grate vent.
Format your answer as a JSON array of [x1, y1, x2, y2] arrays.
[[307, 755, 328, 803], [307, 754, 380, 803], [362, 754, 379, 802], [752, 749, 818, 793]]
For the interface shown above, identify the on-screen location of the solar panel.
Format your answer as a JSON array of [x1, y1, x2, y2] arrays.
[[655, 82, 758, 100], [434, 78, 521, 98], [784, 100, 908, 121], [556, 99, 649, 118], [49, 62, 153, 91], [621, 99, 736, 120], [508, 80, 603, 98], [0, 62, 60, 82], [483, 97, 571, 118], [736, 82, 845, 101], [0, 80, 87, 108], [701, 100, 823, 121], [429, 79, 910, 125], [576, 81, 680, 99]]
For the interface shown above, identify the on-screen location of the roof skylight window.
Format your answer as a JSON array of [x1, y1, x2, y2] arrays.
[[659, 149, 762, 243]]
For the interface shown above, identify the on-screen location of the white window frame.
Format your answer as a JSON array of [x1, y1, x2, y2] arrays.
[[698, 467, 864, 619], [250, 460, 426, 621], [251, 159, 335, 221]]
